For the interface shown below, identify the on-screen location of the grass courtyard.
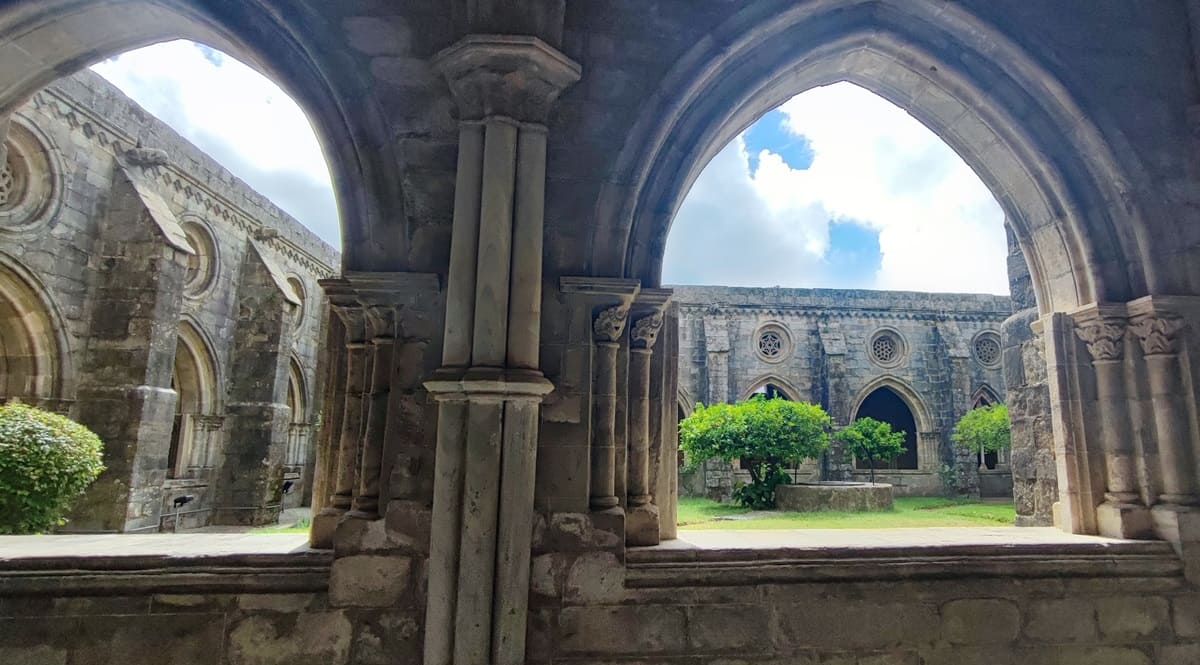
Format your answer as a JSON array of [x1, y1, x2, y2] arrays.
[[253, 498, 1016, 534], [677, 496, 1016, 530]]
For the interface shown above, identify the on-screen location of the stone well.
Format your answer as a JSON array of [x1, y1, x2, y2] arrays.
[[774, 482, 894, 512]]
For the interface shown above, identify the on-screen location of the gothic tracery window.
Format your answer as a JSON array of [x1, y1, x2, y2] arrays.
[[869, 330, 904, 367], [974, 332, 1001, 368], [758, 331, 782, 358]]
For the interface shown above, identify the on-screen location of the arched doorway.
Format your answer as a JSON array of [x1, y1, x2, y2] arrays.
[[971, 386, 1004, 471], [853, 386, 918, 471], [168, 323, 219, 479], [0, 257, 67, 407]]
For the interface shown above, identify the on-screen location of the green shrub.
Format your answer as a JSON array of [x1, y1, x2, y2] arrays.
[[951, 403, 1011, 456], [680, 396, 831, 509], [0, 403, 105, 534]]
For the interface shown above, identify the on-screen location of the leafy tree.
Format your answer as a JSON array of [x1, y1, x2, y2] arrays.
[[951, 403, 1011, 460], [680, 396, 831, 509], [0, 403, 105, 534], [834, 416, 906, 483]]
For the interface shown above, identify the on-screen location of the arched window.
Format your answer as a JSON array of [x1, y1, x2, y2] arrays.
[[168, 324, 219, 479], [0, 257, 67, 406], [854, 386, 919, 470], [285, 358, 308, 468], [972, 386, 1005, 470]]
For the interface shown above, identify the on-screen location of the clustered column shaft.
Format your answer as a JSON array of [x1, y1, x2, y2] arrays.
[[1130, 314, 1198, 507], [351, 304, 396, 518], [590, 305, 629, 511], [423, 35, 579, 665], [626, 309, 665, 546]]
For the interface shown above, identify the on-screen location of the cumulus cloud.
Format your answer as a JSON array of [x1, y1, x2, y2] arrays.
[[663, 82, 1009, 295], [90, 41, 340, 247]]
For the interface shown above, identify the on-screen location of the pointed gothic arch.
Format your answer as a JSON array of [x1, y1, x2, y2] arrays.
[[0, 251, 72, 405], [738, 374, 803, 402], [169, 319, 221, 478], [607, 0, 1159, 312], [972, 384, 1002, 409]]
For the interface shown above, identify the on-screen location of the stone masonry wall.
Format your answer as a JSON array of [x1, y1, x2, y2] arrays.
[[1, 70, 339, 530], [674, 286, 1010, 497]]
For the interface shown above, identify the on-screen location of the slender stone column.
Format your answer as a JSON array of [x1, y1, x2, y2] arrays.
[[591, 304, 630, 511], [627, 307, 666, 546], [311, 279, 367, 544], [1075, 311, 1152, 538], [423, 35, 579, 665], [349, 304, 395, 519], [1130, 314, 1197, 507]]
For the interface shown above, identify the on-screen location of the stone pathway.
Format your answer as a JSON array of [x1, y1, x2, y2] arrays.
[[650, 526, 1141, 550], [0, 533, 311, 560]]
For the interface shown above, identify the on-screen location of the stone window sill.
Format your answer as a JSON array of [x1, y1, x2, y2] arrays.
[[626, 528, 1181, 587], [0, 534, 328, 596]]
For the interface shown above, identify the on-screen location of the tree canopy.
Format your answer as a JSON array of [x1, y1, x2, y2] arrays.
[[951, 403, 1011, 454], [833, 416, 906, 483], [680, 396, 831, 508]]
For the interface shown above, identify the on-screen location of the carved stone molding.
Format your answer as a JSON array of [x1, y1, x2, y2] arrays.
[[1130, 315, 1186, 356], [593, 304, 630, 343], [1075, 319, 1126, 362], [631, 311, 665, 349]]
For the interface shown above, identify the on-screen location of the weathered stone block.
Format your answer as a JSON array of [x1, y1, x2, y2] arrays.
[[226, 612, 352, 665], [775, 482, 894, 512], [1023, 598, 1097, 643], [774, 601, 939, 650], [941, 598, 1021, 645], [1094, 597, 1171, 642], [557, 605, 686, 655], [1013, 646, 1151, 665], [328, 555, 411, 608], [564, 552, 624, 604], [685, 604, 771, 653]]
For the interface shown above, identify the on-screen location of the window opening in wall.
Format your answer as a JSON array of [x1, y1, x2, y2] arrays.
[[0, 37, 341, 538], [664, 81, 1021, 533]]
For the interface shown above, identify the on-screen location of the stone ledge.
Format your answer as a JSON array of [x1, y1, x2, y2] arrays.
[[0, 551, 332, 597], [626, 540, 1181, 588]]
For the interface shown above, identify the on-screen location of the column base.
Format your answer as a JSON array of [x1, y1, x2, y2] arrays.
[[590, 505, 625, 545], [310, 507, 346, 549], [625, 503, 660, 546], [1096, 501, 1154, 539], [1152, 503, 1200, 583]]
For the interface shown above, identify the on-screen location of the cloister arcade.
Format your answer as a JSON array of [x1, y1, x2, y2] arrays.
[[1, 1, 1200, 664]]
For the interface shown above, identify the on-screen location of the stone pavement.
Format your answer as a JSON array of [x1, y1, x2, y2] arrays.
[[0, 533, 311, 560], [648, 526, 1142, 551]]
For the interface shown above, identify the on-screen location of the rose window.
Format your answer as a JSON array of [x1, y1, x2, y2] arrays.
[[758, 331, 783, 358], [0, 160, 14, 208], [871, 335, 896, 363], [974, 334, 1002, 367]]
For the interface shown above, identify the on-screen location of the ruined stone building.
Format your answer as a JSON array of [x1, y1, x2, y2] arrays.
[[675, 285, 1013, 500], [3, 2, 1200, 664], [0, 70, 338, 531]]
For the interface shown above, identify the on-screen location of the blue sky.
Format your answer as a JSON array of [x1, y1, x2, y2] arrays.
[[92, 42, 1009, 294]]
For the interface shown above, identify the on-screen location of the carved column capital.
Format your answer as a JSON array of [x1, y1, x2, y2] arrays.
[[630, 311, 665, 350], [593, 304, 630, 343], [432, 34, 581, 124], [1075, 318, 1127, 362], [1130, 315, 1186, 356]]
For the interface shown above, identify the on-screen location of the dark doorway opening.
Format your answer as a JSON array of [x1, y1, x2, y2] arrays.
[[855, 387, 918, 470]]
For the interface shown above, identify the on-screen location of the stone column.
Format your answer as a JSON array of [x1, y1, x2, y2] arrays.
[[627, 293, 669, 546], [591, 304, 631, 513], [422, 35, 579, 665], [1073, 310, 1153, 538], [310, 311, 345, 524], [311, 279, 367, 546], [1129, 312, 1197, 510], [349, 300, 396, 519]]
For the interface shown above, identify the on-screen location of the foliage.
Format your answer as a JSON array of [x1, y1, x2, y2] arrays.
[[951, 403, 1011, 454], [0, 403, 105, 534], [678, 496, 1016, 530], [834, 416, 906, 483], [680, 396, 831, 509]]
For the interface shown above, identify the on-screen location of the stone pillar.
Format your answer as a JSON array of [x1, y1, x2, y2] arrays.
[[591, 303, 631, 513], [310, 311, 345, 524], [627, 291, 669, 546], [656, 305, 681, 540], [703, 313, 731, 404], [349, 302, 395, 519], [1073, 309, 1153, 538], [311, 279, 366, 546], [212, 243, 298, 526], [1128, 308, 1199, 538], [422, 35, 579, 665]]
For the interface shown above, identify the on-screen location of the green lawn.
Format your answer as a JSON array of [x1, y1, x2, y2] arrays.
[[677, 496, 1015, 530], [250, 517, 310, 534]]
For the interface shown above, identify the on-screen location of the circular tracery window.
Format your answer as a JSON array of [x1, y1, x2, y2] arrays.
[[974, 332, 1002, 368], [287, 276, 306, 327], [754, 323, 792, 363], [868, 329, 906, 368], [181, 221, 218, 297], [0, 122, 59, 233]]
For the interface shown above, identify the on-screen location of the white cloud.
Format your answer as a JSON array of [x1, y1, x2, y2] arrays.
[[91, 41, 340, 247], [664, 82, 1009, 295]]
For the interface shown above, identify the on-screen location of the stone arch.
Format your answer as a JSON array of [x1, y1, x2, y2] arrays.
[[284, 355, 309, 468], [0, 0, 407, 268], [169, 318, 220, 477], [603, 0, 1159, 311], [0, 251, 72, 404], [850, 376, 934, 435], [677, 386, 696, 419], [972, 384, 1002, 409], [850, 379, 928, 471], [738, 374, 803, 403]]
